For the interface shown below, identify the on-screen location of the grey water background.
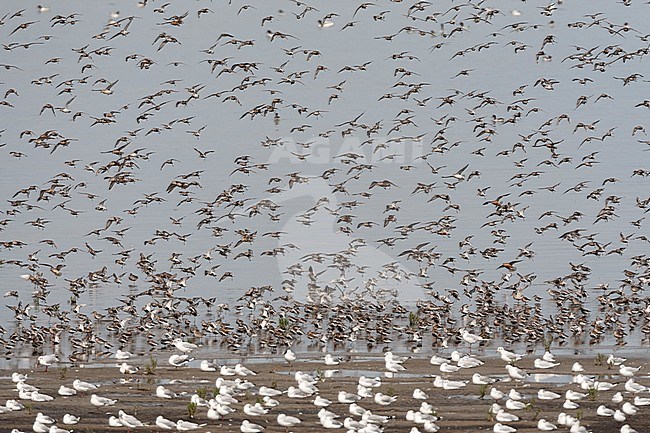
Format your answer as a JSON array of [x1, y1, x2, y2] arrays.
[[0, 0, 648, 347]]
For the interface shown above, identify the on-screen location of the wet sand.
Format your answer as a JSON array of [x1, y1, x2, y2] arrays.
[[1, 353, 648, 433]]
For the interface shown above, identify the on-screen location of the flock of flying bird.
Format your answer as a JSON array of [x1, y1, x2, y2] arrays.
[[0, 0, 649, 430]]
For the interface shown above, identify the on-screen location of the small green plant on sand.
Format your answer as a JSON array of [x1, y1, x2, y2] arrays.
[[576, 409, 583, 420], [587, 387, 598, 401], [524, 397, 536, 411], [478, 383, 489, 399], [23, 402, 33, 414], [144, 356, 157, 375], [187, 402, 197, 418], [196, 386, 208, 399], [59, 365, 68, 380], [594, 353, 605, 366], [385, 386, 396, 397], [278, 317, 290, 330]]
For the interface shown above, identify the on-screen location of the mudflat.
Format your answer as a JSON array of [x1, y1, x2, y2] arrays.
[[1, 353, 648, 433]]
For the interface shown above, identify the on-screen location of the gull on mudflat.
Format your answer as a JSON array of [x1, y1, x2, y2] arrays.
[[338, 391, 360, 403], [345, 417, 364, 430], [36, 354, 59, 371], [57, 385, 76, 396], [385, 351, 410, 363], [118, 410, 146, 428], [423, 420, 440, 432], [537, 389, 561, 400], [430, 355, 449, 365], [622, 402, 638, 416], [108, 416, 122, 427], [625, 378, 648, 394], [200, 360, 216, 372], [11, 372, 28, 383], [472, 373, 496, 385], [287, 386, 310, 398], [505, 365, 528, 381], [420, 402, 434, 415], [571, 362, 584, 372], [169, 354, 193, 367], [119, 362, 138, 374], [32, 421, 49, 433], [593, 380, 617, 391], [542, 351, 556, 362], [244, 403, 268, 416], [215, 393, 238, 405], [235, 363, 256, 376], [490, 387, 505, 400], [277, 414, 301, 429], [6, 400, 25, 411], [73, 379, 98, 393], [155, 416, 176, 430], [505, 399, 527, 410], [563, 399, 579, 409], [176, 419, 207, 431], [386, 359, 406, 372], [324, 354, 341, 365], [115, 349, 132, 360], [284, 349, 296, 364], [565, 390, 587, 401], [313, 395, 332, 407], [457, 354, 484, 368], [359, 376, 381, 388], [62, 414, 79, 425], [619, 364, 641, 377], [537, 418, 557, 431], [17, 382, 38, 393], [172, 338, 198, 353], [634, 396, 650, 406], [362, 410, 392, 425], [320, 416, 343, 429], [534, 358, 560, 369], [596, 405, 614, 416], [49, 426, 72, 433], [374, 392, 397, 405], [31, 391, 54, 402], [493, 422, 517, 433], [36, 413, 55, 425], [220, 365, 237, 376], [497, 347, 524, 363], [495, 409, 519, 422], [156, 385, 177, 399], [349, 402, 367, 417], [460, 329, 487, 347], [258, 386, 282, 397], [612, 392, 624, 403], [607, 354, 626, 366], [191, 394, 208, 407], [357, 384, 373, 398], [90, 394, 116, 407], [413, 388, 429, 399], [207, 406, 221, 421], [440, 362, 461, 373], [262, 395, 280, 407], [241, 420, 265, 433]]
